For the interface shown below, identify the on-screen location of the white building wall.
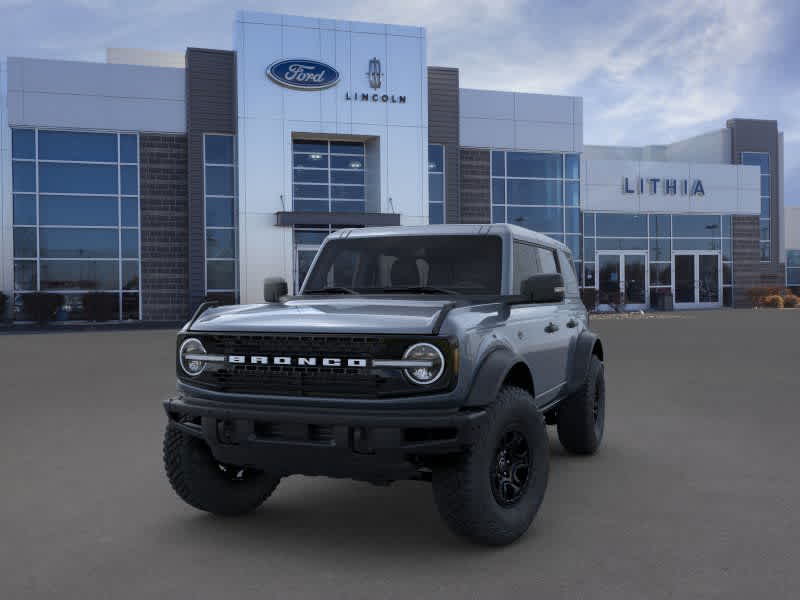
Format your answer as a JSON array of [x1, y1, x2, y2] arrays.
[[6, 57, 185, 132], [106, 48, 186, 69], [459, 88, 582, 152], [785, 206, 800, 250], [1, 59, 11, 298], [585, 129, 731, 165], [235, 11, 429, 302]]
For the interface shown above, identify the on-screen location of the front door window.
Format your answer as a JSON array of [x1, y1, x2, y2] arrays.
[[597, 252, 648, 309], [673, 253, 721, 307], [674, 254, 695, 304]]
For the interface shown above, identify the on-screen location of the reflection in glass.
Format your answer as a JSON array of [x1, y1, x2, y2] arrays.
[[40, 195, 118, 226], [206, 229, 236, 258], [38, 130, 117, 162], [40, 261, 119, 290], [13, 227, 37, 258], [207, 260, 236, 290], [205, 135, 234, 164], [39, 163, 118, 194], [507, 152, 562, 178], [39, 228, 118, 258]]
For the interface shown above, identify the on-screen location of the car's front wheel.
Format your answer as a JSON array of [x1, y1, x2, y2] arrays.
[[163, 425, 281, 516], [432, 386, 549, 546]]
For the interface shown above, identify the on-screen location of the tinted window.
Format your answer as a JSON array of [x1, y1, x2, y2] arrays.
[[12, 161, 36, 192], [513, 241, 541, 294], [558, 250, 579, 297], [40, 228, 118, 258], [206, 166, 235, 195], [330, 141, 364, 155], [507, 152, 562, 178], [507, 180, 562, 205], [121, 198, 139, 227], [38, 131, 117, 162], [206, 229, 236, 258], [595, 213, 647, 237], [121, 165, 138, 195], [583, 213, 595, 236], [39, 163, 118, 194], [120, 134, 138, 163], [649, 214, 671, 237], [492, 179, 505, 205], [40, 260, 119, 290], [565, 154, 580, 179], [40, 195, 118, 226], [428, 145, 444, 172], [12, 129, 35, 159], [649, 238, 671, 261], [207, 260, 236, 290], [565, 181, 579, 206], [507, 206, 563, 233], [673, 214, 721, 237], [491, 151, 505, 176], [537, 247, 560, 274], [121, 229, 139, 258], [206, 197, 235, 227], [13, 194, 36, 225], [122, 261, 139, 290], [205, 135, 234, 164], [14, 261, 37, 290], [565, 207, 580, 233], [13, 228, 36, 258]]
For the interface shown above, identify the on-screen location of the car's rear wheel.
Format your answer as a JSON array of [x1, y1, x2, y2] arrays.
[[163, 424, 280, 516], [432, 385, 549, 546], [557, 355, 605, 454]]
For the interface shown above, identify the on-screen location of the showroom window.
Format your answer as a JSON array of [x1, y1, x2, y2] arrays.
[[204, 134, 238, 303], [11, 128, 141, 320], [742, 152, 770, 261], [491, 150, 580, 272], [292, 140, 365, 213], [787, 250, 800, 289], [429, 144, 445, 224]]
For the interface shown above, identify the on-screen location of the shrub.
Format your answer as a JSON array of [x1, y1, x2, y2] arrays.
[[762, 295, 784, 309], [83, 292, 118, 322], [0, 291, 7, 321], [782, 294, 799, 308], [22, 293, 64, 324]]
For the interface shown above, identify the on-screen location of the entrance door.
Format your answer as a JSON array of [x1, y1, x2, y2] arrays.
[[672, 252, 721, 309], [596, 252, 648, 311]]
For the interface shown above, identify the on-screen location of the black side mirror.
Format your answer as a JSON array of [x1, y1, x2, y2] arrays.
[[263, 277, 288, 303], [521, 273, 565, 303]]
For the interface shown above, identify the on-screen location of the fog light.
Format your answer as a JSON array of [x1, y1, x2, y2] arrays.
[[179, 338, 207, 376], [403, 343, 445, 385]]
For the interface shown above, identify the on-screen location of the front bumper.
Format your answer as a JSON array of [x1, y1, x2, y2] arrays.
[[163, 394, 486, 481]]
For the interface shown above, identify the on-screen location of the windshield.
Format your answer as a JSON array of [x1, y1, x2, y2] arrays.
[[302, 235, 503, 295]]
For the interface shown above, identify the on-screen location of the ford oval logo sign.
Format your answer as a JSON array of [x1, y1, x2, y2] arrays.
[[267, 59, 340, 90]]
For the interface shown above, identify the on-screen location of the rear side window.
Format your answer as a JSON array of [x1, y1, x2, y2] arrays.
[[537, 247, 560, 275], [558, 249, 580, 297], [513, 242, 540, 293]]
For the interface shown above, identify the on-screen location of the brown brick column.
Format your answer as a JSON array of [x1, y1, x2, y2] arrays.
[[459, 149, 490, 224]]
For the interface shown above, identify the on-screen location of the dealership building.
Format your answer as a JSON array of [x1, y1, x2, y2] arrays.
[[0, 10, 793, 321]]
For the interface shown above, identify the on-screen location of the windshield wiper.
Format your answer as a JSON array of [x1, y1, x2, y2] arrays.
[[378, 286, 461, 295], [304, 286, 359, 295]]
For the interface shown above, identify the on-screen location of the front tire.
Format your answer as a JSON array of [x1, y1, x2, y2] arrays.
[[557, 355, 605, 455], [163, 425, 281, 516], [432, 386, 549, 546]]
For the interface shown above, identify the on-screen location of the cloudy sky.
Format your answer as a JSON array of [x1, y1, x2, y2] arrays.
[[2, 0, 798, 204]]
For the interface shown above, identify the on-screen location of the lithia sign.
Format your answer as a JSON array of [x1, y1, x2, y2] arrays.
[[267, 57, 406, 103], [623, 177, 705, 196]]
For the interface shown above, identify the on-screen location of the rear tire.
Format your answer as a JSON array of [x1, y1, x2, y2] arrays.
[[163, 425, 280, 516], [432, 386, 549, 546], [557, 355, 605, 455]]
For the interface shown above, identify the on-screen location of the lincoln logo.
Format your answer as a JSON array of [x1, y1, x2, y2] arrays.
[[367, 57, 382, 89], [266, 59, 341, 90], [227, 356, 368, 367]]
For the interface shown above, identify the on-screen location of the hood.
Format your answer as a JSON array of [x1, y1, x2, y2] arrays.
[[188, 297, 456, 335]]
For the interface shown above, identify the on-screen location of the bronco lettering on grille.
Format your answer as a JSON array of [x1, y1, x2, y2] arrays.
[[227, 355, 368, 368]]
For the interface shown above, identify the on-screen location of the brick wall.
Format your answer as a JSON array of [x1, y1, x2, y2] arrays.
[[732, 215, 787, 307], [139, 134, 189, 321], [459, 149, 490, 224]]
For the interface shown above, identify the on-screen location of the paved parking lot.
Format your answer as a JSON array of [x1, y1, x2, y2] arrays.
[[2, 309, 799, 599]]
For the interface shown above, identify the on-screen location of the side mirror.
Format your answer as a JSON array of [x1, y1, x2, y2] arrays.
[[521, 273, 565, 304], [263, 277, 288, 303]]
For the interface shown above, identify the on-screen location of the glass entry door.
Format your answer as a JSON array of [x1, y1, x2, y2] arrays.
[[597, 252, 648, 311], [672, 252, 721, 309]]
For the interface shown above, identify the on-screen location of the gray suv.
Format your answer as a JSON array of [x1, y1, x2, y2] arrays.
[[163, 224, 605, 545]]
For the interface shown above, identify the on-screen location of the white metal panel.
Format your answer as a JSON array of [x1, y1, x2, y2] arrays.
[[459, 116, 514, 149], [0, 59, 10, 295], [282, 26, 326, 124], [459, 88, 514, 119], [349, 32, 388, 126], [386, 124, 425, 219], [387, 34, 423, 127], [238, 10, 281, 25], [514, 120, 574, 152], [236, 23, 283, 121], [514, 92, 572, 123]]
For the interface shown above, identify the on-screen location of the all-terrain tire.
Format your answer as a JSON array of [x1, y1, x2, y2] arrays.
[[557, 355, 605, 455], [432, 386, 549, 546], [163, 424, 280, 516]]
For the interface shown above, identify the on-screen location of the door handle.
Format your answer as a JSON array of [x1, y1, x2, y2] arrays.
[[566, 319, 578, 328], [544, 322, 559, 333]]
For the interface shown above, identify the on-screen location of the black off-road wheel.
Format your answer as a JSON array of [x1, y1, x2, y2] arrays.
[[432, 386, 549, 546], [163, 425, 281, 516], [557, 355, 605, 455]]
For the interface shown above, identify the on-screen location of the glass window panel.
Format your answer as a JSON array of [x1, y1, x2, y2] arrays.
[[38, 131, 118, 162], [332, 170, 365, 185], [294, 184, 329, 199], [330, 141, 364, 155], [565, 181, 579, 206], [205, 135, 234, 164], [205, 165, 234, 195], [583, 213, 595, 236], [40, 260, 119, 290], [492, 206, 505, 224], [40, 228, 118, 258], [13, 227, 37, 258], [294, 168, 328, 184], [723, 263, 732, 285], [207, 260, 236, 290], [122, 229, 139, 258], [122, 261, 139, 290], [331, 200, 366, 213], [121, 165, 138, 195], [721, 215, 732, 237], [584, 238, 595, 262], [741, 152, 769, 174], [596, 238, 647, 250], [331, 185, 364, 200], [760, 242, 770, 261], [120, 134, 138, 163], [429, 202, 444, 225], [492, 179, 505, 205], [13, 194, 36, 225], [330, 155, 362, 169], [787, 251, 800, 268], [38, 195, 118, 226], [12, 129, 35, 159], [565, 234, 581, 260], [39, 163, 118, 194], [673, 238, 721, 251], [205, 197, 234, 227], [537, 247, 560, 274], [760, 175, 770, 196], [650, 263, 671, 286], [507, 152, 562, 178], [294, 230, 329, 245], [121, 198, 139, 227], [565, 207, 580, 233], [429, 173, 444, 204], [761, 197, 770, 218], [293, 140, 328, 154], [565, 154, 580, 179], [672, 214, 721, 237], [507, 179, 562, 205], [584, 262, 595, 287], [491, 151, 505, 177], [649, 238, 671, 261], [206, 229, 236, 258], [294, 199, 329, 212], [122, 293, 139, 320], [723, 287, 733, 307], [506, 206, 563, 233], [14, 261, 37, 291], [787, 268, 800, 285], [12, 161, 36, 192], [595, 213, 647, 237], [759, 219, 770, 240], [428, 144, 444, 172], [649, 214, 671, 237], [294, 153, 329, 168], [512, 242, 541, 292]]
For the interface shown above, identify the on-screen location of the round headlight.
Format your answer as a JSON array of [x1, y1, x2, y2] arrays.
[[179, 338, 207, 376], [403, 343, 445, 385]]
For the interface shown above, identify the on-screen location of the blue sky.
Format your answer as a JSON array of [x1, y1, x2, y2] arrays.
[[2, 0, 798, 205]]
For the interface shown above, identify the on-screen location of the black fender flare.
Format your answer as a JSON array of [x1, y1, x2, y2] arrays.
[[463, 346, 529, 408], [566, 330, 604, 396]]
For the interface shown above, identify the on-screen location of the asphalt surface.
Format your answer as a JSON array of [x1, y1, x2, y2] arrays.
[[1, 309, 799, 599]]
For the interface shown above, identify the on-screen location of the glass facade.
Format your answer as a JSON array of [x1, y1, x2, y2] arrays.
[[292, 140, 365, 213], [428, 144, 444, 224], [787, 250, 800, 288], [742, 152, 770, 261], [11, 128, 141, 320], [204, 134, 238, 303]]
